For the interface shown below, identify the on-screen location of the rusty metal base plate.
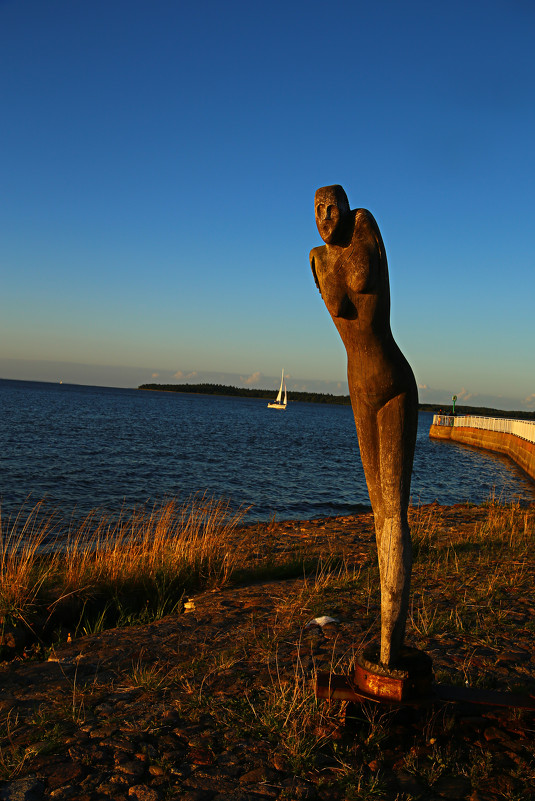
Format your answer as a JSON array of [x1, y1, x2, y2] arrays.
[[354, 645, 433, 702], [315, 671, 535, 710]]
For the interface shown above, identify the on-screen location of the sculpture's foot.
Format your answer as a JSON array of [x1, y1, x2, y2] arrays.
[[354, 643, 433, 702]]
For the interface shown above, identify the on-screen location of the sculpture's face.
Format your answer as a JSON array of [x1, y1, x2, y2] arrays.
[[315, 186, 350, 245]]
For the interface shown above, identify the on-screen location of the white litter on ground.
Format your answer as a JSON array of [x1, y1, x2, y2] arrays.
[[304, 615, 338, 628]]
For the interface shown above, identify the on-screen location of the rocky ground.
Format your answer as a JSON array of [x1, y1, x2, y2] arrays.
[[1, 505, 534, 800]]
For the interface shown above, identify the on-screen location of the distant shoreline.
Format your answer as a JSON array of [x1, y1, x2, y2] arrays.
[[138, 383, 535, 420]]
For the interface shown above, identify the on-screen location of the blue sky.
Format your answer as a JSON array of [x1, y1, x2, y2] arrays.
[[1, 0, 534, 410]]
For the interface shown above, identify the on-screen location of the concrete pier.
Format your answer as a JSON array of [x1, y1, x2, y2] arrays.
[[429, 415, 535, 482]]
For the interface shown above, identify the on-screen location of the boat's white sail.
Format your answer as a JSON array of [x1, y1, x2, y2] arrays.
[[267, 369, 287, 410]]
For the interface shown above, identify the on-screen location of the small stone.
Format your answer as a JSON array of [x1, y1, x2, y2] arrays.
[[188, 747, 215, 766], [47, 762, 84, 790], [104, 736, 136, 753], [115, 760, 146, 779], [109, 775, 130, 788], [215, 751, 243, 777], [239, 766, 277, 784], [90, 724, 117, 738], [98, 791, 128, 801], [50, 792, 89, 801], [88, 746, 110, 762], [128, 786, 160, 801]]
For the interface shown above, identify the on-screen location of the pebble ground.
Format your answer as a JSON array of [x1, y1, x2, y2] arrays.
[[1, 504, 533, 800]]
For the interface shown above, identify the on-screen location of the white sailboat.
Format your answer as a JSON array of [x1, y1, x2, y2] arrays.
[[267, 369, 287, 410]]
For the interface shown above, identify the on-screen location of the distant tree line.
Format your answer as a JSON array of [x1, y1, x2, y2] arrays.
[[138, 383, 351, 404], [139, 384, 535, 419]]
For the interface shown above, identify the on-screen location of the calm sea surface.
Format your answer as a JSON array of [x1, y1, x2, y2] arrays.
[[1, 379, 534, 523]]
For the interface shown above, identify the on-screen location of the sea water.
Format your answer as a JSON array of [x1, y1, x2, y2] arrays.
[[1, 378, 534, 523]]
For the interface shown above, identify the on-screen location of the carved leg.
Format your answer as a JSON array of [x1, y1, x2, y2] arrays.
[[376, 516, 412, 666], [352, 400, 385, 540], [352, 389, 416, 668], [353, 402, 401, 663], [376, 393, 417, 667]]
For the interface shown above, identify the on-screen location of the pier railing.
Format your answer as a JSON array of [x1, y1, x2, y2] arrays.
[[432, 414, 535, 445]]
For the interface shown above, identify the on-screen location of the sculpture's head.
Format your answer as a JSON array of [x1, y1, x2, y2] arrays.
[[314, 184, 351, 244]]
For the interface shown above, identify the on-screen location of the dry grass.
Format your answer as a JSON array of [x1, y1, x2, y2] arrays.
[[0, 494, 250, 643], [0, 501, 58, 629], [473, 497, 534, 547], [1, 498, 534, 796], [55, 494, 250, 591], [257, 500, 535, 796]]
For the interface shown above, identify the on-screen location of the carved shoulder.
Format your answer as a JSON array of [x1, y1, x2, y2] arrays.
[[354, 208, 385, 263], [310, 246, 326, 294], [309, 245, 323, 264]]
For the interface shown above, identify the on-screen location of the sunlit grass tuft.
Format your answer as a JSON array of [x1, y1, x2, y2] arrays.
[[0, 501, 58, 631], [0, 495, 250, 645], [473, 497, 533, 548]]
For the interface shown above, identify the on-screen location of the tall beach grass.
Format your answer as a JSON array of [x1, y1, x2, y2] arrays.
[[0, 495, 250, 646]]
